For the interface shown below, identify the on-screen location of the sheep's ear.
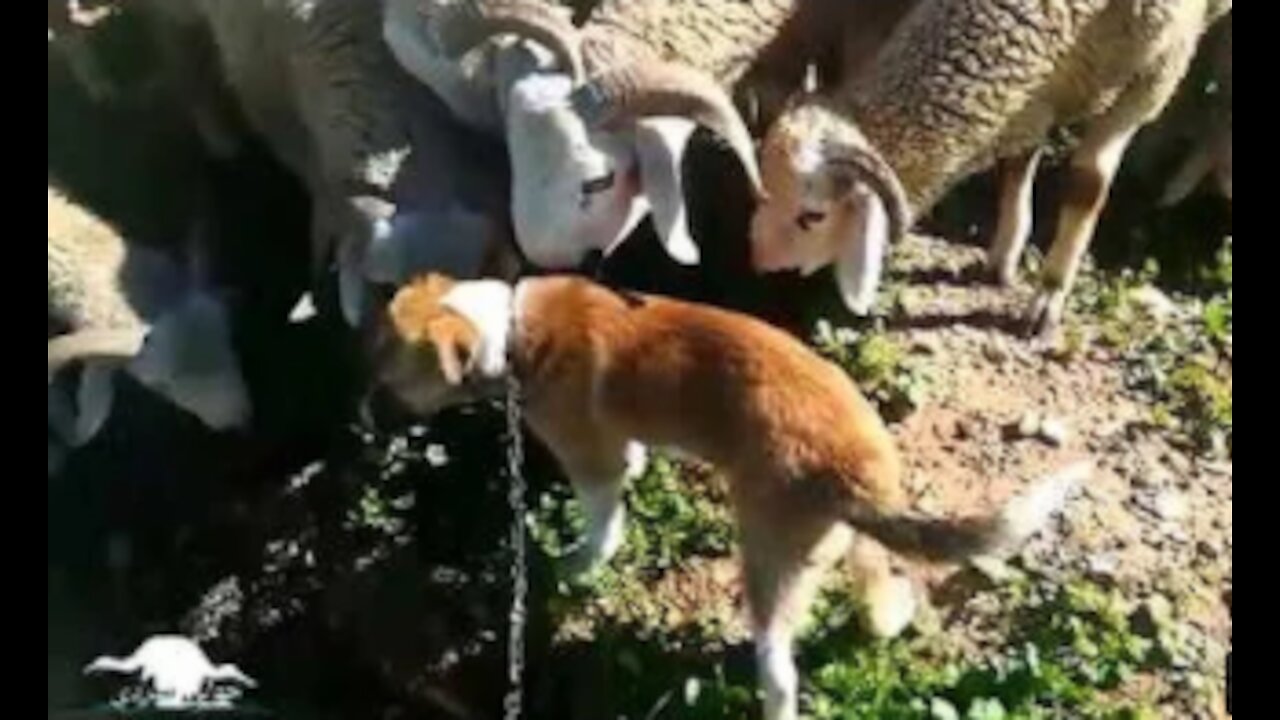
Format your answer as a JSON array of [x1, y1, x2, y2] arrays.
[[834, 188, 889, 316], [634, 118, 700, 265]]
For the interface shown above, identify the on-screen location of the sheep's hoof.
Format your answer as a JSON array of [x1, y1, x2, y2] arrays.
[[985, 251, 1020, 288], [988, 261, 1019, 288], [1024, 288, 1065, 346]]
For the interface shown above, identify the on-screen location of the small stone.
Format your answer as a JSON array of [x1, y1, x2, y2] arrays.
[[1155, 491, 1189, 522], [983, 339, 1011, 364], [1016, 413, 1041, 439], [954, 418, 978, 441], [1039, 418, 1070, 447], [1087, 553, 1120, 579], [1132, 462, 1171, 490], [1096, 420, 1126, 439], [1196, 540, 1219, 561], [1165, 526, 1191, 546], [911, 336, 940, 355], [1200, 460, 1232, 477], [1132, 595, 1175, 638], [970, 556, 1016, 584], [1129, 285, 1180, 321], [424, 444, 449, 467]]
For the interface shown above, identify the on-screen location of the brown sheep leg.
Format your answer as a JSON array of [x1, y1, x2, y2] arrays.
[[1025, 125, 1135, 341], [987, 148, 1044, 287], [1027, 41, 1198, 341]]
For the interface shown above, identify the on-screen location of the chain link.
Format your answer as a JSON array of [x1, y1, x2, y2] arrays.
[[502, 371, 527, 720]]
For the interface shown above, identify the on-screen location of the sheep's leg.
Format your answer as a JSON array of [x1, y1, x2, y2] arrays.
[[1027, 47, 1196, 341], [1025, 126, 1135, 341], [987, 148, 1043, 286]]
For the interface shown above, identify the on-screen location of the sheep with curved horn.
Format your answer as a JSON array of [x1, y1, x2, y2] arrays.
[[48, 187, 250, 476], [386, 0, 926, 270], [390, 0, 771, 268], [751, 0, 1232, 340]]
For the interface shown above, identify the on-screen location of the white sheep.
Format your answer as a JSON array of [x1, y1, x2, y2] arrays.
[[48, 187, 250, 476], [750, 0, 1232, 339], [144, 0, 516, 327], [386, 0, 797, 269]]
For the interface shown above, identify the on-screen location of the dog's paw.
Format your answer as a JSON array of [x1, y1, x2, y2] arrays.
[[863, 575, 917, 640], [556, 546, 609, 587]]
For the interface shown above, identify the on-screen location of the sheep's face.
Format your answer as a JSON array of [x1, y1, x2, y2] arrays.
[[505, 73, 643, 268], [751, 115, 848, 275], [751, 105, 896, 314], [129, 294, 251, 431]]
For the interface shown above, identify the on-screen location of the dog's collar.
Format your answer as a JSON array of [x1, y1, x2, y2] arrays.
[[503, 279, 525, 384]]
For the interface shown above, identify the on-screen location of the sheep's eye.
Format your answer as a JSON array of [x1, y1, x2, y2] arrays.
[[581, 172, 616, 197], [796, 210, 826, 232]]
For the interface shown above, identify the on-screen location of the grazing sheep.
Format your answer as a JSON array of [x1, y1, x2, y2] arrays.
[[390, 0, 925, 271], [750, 0, 1232, 338], [386, 0, 798, 269], [144, 0, 516, 326], [48, 187, 250, 475]]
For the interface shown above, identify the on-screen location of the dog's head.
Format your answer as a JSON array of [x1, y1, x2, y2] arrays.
[[369, 273, 487, 417]]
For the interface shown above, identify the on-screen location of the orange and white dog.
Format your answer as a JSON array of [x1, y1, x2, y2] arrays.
[[370, 273, 1085, 720]]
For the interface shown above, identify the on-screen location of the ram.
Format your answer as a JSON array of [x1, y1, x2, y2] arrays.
[[48, 187, 249, 475], [750, 0, 1232, 338], [387, 0, 919, 270]]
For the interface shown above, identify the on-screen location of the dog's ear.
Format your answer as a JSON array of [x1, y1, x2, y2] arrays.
[[430, 318, 479, 386], [436, 334, 473, 386]]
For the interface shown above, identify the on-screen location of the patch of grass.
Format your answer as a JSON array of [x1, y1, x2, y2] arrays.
[[533, 449, 1184, 719], [546, 562, 1179, 718], [791, 573, 1174, 720], [812, 320, 931, 422], [1069, 238, 1232, 456], [530, 451, 738, 644]]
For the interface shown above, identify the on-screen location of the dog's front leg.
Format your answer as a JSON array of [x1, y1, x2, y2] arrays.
[[560, 441, 647, 578]]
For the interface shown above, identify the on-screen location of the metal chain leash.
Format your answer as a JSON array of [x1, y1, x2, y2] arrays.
[[502, 371, 528, 720]]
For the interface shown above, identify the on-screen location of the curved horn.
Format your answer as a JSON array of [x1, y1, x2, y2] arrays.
[[824, 142, 910, 244], [571, 62, 765, 199], [427, 0, 583, 82], [48, 328, 147, 383]]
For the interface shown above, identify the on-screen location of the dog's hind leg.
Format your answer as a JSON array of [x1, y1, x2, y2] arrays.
[[738, 493, 852, 720]]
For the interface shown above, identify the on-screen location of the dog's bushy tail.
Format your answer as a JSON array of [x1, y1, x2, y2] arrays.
[[843, 461, 1088, 564]]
